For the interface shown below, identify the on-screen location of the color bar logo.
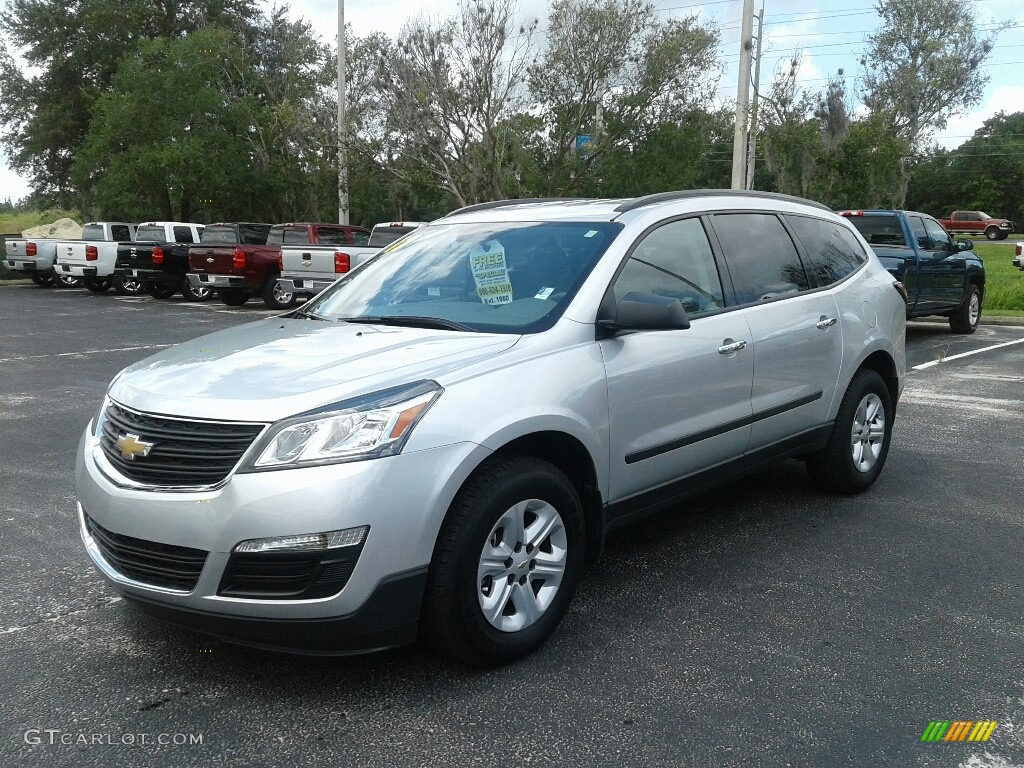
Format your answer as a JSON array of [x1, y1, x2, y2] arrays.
[[921, 721, 998, 742]]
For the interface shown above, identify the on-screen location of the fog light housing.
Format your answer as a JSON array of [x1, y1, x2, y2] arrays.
[[233, 525, 368, 554]]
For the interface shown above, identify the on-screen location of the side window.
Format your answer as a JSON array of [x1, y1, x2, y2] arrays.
[[923, 218, 952, 251], [282, 226, 310, 245], [111, 225, 131, 241], [241, 224, 271, 245], [907, 216, 929, 248], [710, 213, 809, 304], [352, 229, 370, 246], [786, 216, 868, 286], [952, 212, 965, 221], [612, 218, 724, 316], [172, 226, 195, 243], [316, 227, 350, 246]]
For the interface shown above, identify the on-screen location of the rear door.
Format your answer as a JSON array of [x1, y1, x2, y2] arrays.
[[602, 216, 754, 503], [708, 212, 843, 450]]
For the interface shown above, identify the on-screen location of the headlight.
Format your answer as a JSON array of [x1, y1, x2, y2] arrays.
[[92, 396, 110, 439], [238, 381, 442, 472]]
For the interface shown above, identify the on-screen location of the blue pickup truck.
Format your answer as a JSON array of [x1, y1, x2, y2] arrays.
[[838, 209, 986, 334]]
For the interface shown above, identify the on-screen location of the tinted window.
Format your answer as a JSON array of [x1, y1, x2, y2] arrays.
[[316, 227, 351, 246], [137, 225, 166, 242], [844, 214, 907, 246], [907, 216, 929, 249], [111, 225, 132, 241], [923, 218, 952, 250], [200, 225, 238, 244], [368, 226, 418, 247], [612, 218, 724, 315], [352, 229, 370, 246], [240, 224, 271, 245], [711, 213, 809, 304], [786, 215, 868, 286], [281, 226, 310, 245], [172, 226, 195, 243], [82, 224, 104, 240]]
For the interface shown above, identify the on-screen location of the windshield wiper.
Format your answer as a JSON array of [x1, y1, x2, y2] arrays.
[[339, 315, 473, 332], [292, 308, 331, 321]]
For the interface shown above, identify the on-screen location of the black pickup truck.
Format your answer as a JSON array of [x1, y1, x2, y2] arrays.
[[112, 221, 210, 301], [839, 209, 986, 334]]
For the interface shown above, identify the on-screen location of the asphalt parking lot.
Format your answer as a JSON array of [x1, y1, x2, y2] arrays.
[[2, 283, 1023, 768]]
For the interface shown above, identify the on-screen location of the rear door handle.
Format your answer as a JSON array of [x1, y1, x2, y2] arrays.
[[816, 316, 838, 329], [718, 339, 747, 354]]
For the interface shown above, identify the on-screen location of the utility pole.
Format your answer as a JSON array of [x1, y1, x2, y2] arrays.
[[337, 0, 349, 225], [595, 78, 604, 141], [745, 4, 764, 190], [730, 0, 755, 190]]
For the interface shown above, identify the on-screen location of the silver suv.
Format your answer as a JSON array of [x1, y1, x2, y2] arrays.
[[76, 191, 907, 665]]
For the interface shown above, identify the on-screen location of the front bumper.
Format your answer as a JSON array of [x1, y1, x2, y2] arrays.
[[277, 276, 336, 296], [188, 273, 244, 289], [75, 426, 488, 653]]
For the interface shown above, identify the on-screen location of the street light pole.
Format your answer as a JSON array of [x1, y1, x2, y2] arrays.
[[337, 0, 349, 225]]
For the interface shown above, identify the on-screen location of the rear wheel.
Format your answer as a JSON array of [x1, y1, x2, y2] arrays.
[[182, 277, 214, 302], [146, 282, 178, 299], [949, 283, 981, 334], [421, 456, 585, 666], [806, 369, 893, 495], [55, 273, 82, 288], [219, 288, 250, 306], [83, 278, 112, 293], [113, 277, 145, 296], [262, 275, 297, 309], [30, 273, 55, 287]]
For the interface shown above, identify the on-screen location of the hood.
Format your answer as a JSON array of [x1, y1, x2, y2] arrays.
[[110, 318, 519, 422]]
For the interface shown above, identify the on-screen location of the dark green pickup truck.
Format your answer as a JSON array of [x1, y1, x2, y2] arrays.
[[838, 209, 986, 334]]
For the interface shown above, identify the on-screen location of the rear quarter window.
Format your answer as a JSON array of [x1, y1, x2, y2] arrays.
[[785, 215, 868, 286], [172, 226, 196, 243]]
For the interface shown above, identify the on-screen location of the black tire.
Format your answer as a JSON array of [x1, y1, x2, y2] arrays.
[[997, 231, 1009, 241], [421, 456, 585, 667], [30, 273, 55, 287], [55, 273, 82, 288], [219, 288, 250, 306], [146, 282, 178, 299], [262, 274, 297, 309], [83, 278, 112, 293], [806, 369, 893, 495], [113, 277, 146, 296], [984, 226, 1000, 240], [182, 277, 214, 302], [949, 283, 982, 334]]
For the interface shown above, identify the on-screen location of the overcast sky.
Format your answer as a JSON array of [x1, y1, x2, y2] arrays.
[[1, 0, 1022, 203]]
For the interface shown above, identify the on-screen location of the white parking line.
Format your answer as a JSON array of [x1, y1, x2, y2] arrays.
[[913, 337, 1024, 370], [0, 344, 173, 364]]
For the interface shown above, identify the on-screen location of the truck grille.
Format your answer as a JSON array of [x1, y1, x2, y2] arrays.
[[99, 402, 264, 487], [85, 513, 208, 591]]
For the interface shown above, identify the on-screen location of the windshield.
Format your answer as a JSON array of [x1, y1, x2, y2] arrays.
[[976, 211, 990, 219], [300, 220, 622, 334]]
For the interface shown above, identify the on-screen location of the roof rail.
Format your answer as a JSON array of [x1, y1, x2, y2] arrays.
[[613, 189, 832, 214], [443, 198, 588, 217]]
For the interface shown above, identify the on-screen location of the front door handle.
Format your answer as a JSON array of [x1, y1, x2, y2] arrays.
[[816, 316, 837, 329], [718, 339, 747, 354]]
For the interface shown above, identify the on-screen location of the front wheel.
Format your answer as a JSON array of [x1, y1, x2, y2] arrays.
[[56, 273, 82, 288], [949, 283, 981, 334], [421, 456, 585, 666], [806, 369, 893, 495], [113, 277, 145, 296], [984, 226, 1000, 240], [219, 288, 250, 306], [182, 277, 214, 302], [262, 275, 297, 309], [83, 278, 112, 293], [146, 282, 178, 299], [30, 273, 55, 287]]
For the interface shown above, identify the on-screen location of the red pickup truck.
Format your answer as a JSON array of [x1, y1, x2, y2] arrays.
[[187, 222, 366, 309], [937, 211, 1015, 241]]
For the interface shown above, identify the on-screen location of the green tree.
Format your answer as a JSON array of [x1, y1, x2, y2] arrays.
[[950, 112, 1024, 223]]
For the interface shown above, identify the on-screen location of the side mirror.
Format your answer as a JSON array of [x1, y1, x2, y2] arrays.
[[598, 291, 691, 334], [956, 239, 974, 252]]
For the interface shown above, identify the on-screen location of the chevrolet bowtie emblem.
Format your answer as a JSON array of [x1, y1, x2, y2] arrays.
[[115, 433, 154, 460], [206, 257, 214, 263], [130, 247, 137, 258], [302, 261, 310, 267]]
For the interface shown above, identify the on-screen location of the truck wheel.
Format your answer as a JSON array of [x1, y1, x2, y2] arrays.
[[806, 369, 893, 495], [30, 273, 55, 287], [949, 283, 982, 334], [56, 273, 82, 288], [262, 275, 297, 309], [420, 456, 585, 666], [146, 282, 178, 299], [181, 278, 214, 302], [113, 277, 145, 296], [219, 289, 250, 306], [997, 231, 1009, 241], [984, 226, 1000, 240], [83, 278, 112, 293]]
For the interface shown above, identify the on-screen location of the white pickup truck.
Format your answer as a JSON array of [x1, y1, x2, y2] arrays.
[[5, 237, 77, 287], [277, 221, 425, 298], [54, 222, 137, 293], [1013, 242, 1023, 270]]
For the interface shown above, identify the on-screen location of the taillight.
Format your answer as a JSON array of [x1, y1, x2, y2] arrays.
[[86, 245, 98, 261], [152, 246, 164, 265], [334, 252, 350, 273], [232, 247, 245, 270], [277, 253, 283, 271], [1016, 243, 1022, 257], [893, 281, 908, 303], [25, 242, 37, 256]]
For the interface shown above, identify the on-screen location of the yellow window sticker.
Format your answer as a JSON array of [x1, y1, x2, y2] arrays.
[[469, 240, 513, 305]]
